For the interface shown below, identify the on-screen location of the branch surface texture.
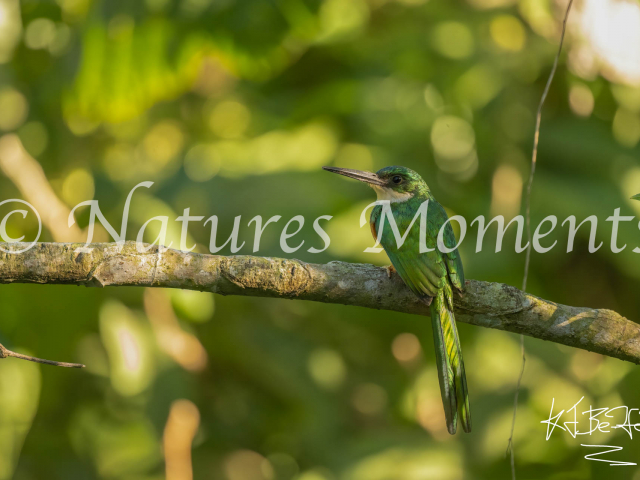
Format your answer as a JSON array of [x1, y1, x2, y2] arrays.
[[1, 242, 638, 364]]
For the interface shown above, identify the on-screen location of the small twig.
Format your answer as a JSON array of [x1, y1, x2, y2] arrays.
[[507, 1, 574, 478], [0, 343, 84, 368]]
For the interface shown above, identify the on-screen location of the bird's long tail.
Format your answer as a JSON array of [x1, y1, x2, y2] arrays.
[[430, 285, 471, 434]]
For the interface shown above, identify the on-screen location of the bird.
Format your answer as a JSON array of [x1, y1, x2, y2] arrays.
[[323, 165, 470, 434]]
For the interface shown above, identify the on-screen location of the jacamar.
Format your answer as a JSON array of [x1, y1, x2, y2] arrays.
[[323, 165, 471, 434]]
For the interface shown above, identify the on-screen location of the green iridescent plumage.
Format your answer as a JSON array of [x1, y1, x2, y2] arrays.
[[323, 165, 471, 434]]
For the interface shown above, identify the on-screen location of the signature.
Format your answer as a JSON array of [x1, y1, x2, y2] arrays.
[[542, 397, 640, 466]]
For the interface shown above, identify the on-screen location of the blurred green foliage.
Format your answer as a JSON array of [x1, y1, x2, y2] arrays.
[[1, 0, 640, 479]]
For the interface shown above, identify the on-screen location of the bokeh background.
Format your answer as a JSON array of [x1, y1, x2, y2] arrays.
[[1, 0, 640, 478]]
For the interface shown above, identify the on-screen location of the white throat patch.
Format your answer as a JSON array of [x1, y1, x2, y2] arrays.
[[372, 185, 413, 203]]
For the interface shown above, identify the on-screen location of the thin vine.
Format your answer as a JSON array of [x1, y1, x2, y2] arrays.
[[506, 1, 575, 478]]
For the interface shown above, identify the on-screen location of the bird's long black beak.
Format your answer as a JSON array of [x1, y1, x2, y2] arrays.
[[322, 166, 385, 186]]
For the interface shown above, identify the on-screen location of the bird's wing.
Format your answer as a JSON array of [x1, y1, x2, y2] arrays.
[[371, 202, 448, 299], [441, 219, 465, 292]]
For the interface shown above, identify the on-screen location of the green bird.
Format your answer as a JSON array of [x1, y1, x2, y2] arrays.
[[323, 165, 471, 434]]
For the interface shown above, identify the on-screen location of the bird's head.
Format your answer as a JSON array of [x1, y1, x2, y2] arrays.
[[322, 165, 428, 203]]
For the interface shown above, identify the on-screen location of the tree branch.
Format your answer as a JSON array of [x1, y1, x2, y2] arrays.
[[1, 242, 638, 364], [0, 343, 84, 368]]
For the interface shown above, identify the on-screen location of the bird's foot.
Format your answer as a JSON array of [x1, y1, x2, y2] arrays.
[[385, 264, 396, 278]]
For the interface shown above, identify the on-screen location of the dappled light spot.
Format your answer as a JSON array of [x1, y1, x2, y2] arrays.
[[184, 143, 221, 182], [490, 15, 526, 52], [170, 288, 215, 323], [467, 329, 523, 393], [57, 0, 92, 22], [49, 23, 71, 55], [481, 408, 543, 462], [573, 0, 640, 85], [396, 0, 429, 5], [25, 18, 56, 50], [143, 120, 185, 166], [431, 22, 474, 60], [180, 0, 218, 17], [612, 83, 640, 112], [0, 0, 21, 64], [568, 45, 598, 81], [103, 143, 136, 181], [352, 383, 388, 415], [267, 453, 299, 479], [192, 56, 236, 97], [102, 121, 185, 182], [296, 469, 335, 480], [215, 121, 338, 177], [490, 164, 522, 221], [76, 334, 109, 376], [454, 64, 502, 109], [308, 348, 347, 390], [391, 332, 422, 363], [62, 168, 95, 207], [467, 0, 516, 9], [431, 115, 479, 180], [519, 0, 555, 38], [17, 121, 48, 157], [318, 0, 369, 43], [431, 115, 475, 161], [530, 377, 590, 419], [399, 367, 450, 439], [344, 447, 463, 480], [423, 84, 444, 112], [568, 83, 595, 117], [164, 399, 201, 480], [100, 300, 156, 396], [334, 143, 375, 173], [119, 328, 141, 372], [208, 100, 251, 139], [144, 289, 208, 372], [569, 350, 603, 382], [0, 352, 41, 480], [416, 394, 449, 440], [581, 356, 632, 395], [0, 87, 28, 131], [612, 108, 640, 148], [105, 115, 148, 140], [224, 449, 274, 480], [65, 114, 100, 136], [69, 404, 161, 477]]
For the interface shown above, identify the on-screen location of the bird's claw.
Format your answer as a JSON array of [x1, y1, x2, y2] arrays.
[[385, 265, 396, 278]]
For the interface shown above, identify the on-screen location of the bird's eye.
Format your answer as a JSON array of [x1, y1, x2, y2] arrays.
[[392, 175, 402, 184]]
